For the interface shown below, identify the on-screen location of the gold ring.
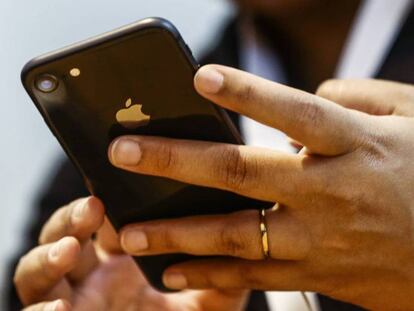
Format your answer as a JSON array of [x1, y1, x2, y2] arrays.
[[260, 209, 270, 259]]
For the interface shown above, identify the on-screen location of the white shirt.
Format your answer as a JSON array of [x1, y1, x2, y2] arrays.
[[238, 0, 413, 310]]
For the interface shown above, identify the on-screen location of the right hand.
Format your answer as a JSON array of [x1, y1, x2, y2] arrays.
[[14, 197, 248, 311]]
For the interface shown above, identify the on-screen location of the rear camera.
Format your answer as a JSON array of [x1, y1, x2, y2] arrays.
[[35, 75, 58, 93]]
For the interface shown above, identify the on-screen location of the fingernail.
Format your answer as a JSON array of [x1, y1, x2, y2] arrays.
[[195, 67, 224, 94], [49, 240, 63, 262], [110, 139, 142, 166], [72, 198, 88, 222], [163, 272, 188, 290], [122, 230, 149, 253]]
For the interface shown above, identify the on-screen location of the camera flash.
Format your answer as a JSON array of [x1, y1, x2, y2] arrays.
[[70, 68, 81, 77]]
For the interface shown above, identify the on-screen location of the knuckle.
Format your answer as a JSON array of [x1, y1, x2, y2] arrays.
[[154, 142, 177, 172], [359, 128, 389, 165], [196, 272, 217, 288], [319, 230, 353, 253], [39, 205, 73, 245], [217, 147, 256, 192], [155, 225, 178, 251], [294, 95, 325, 131], [217, 223, 245, 257], [216, 211, 259, 259], [238, 265, 262, 288], [234, 83, 257, 104]]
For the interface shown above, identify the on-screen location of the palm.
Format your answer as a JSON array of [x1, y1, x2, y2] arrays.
[[70, 254, 169, 310], [15, 201, 247, 311], [67, 231, 246, 311]]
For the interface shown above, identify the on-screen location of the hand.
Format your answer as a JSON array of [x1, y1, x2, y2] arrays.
[[108, 65, 414, 310], [14, 197, 248, 311]]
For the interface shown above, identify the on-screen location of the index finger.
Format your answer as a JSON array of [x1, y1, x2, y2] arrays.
[[39, 197, 104, 245], [14, 238, 79, 305], [195, 65, 366, 155], [38, 197, 104, 284]]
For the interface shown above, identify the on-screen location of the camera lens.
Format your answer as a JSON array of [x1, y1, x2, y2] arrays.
[[35, 75, 58, 93]]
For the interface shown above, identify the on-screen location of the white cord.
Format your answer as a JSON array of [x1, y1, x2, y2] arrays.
[[301, 292, 314, 311]]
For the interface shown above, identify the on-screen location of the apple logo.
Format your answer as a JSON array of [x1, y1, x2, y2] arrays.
[[116, 98, 151, 129]]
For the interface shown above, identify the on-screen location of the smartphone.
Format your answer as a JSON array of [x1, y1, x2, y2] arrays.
[[22, 17, 273, 291]]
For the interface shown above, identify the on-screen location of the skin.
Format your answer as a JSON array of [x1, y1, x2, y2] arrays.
[[107, 65, 414, 310], [15, 1, 413, 310], [15, 69, 414, 311], [14, 197, 248, 311]]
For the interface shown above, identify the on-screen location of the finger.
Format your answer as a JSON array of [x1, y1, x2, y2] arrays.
[[109, 136, 321, 203], [23, 300, 71, 311], [194, 65, 365, 155], [15, 237, 80, 305], [39, 197, 105, 245], [71, 218, 123, 283], [120, 209, 311, 261], [162, 258, 309, 292], [66, 240, 98, 284], [317, 79, 414, 117], [96, 218, 124, 254], [39, 197, 104, 284]]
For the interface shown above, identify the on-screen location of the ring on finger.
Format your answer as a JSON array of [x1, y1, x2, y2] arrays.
[[259, 208, 271, 259]]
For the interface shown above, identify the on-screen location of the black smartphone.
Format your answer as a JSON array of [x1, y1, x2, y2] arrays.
[[22, 17, 272, 291]]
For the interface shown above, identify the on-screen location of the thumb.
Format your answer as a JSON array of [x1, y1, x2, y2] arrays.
[[96, 218, 124, 254]]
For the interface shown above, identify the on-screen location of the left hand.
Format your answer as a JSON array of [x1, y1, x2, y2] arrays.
[[108, 65, 414, 310], [14, 197, 248, 311]]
